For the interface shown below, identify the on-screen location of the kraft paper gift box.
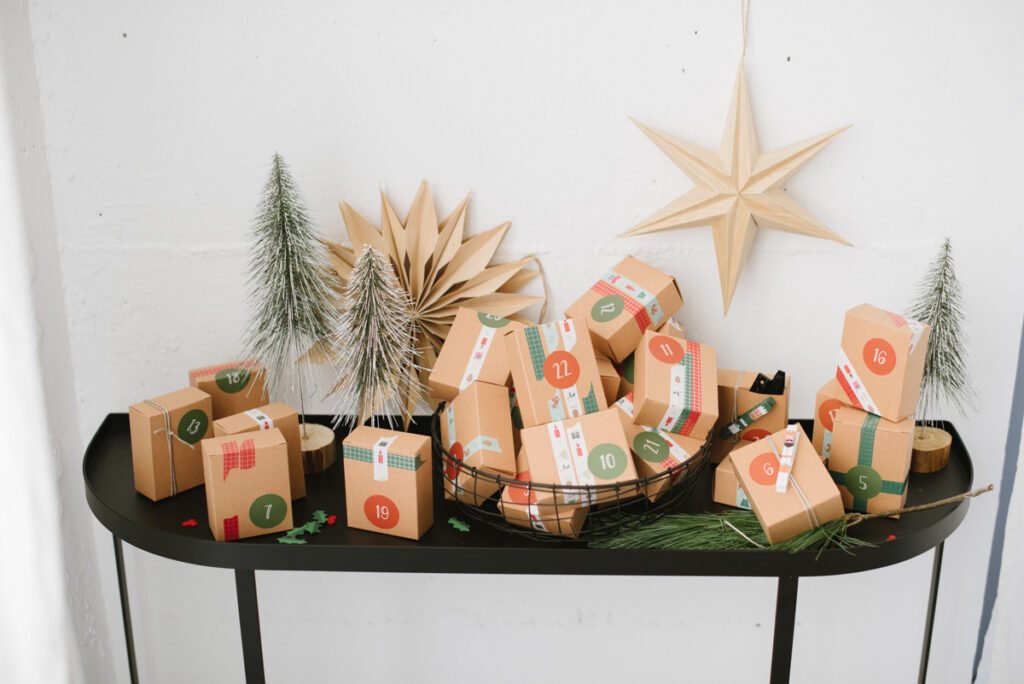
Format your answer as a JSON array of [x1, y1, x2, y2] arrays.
[[596, 355, 622, 405], [201, 429, 293, 542], [813, 378, 852, 463], [731, 424, 844, 544], [827, 407, 914, 516], [565, 256, 684, 363], [439, 381, 517, 505], [520, 408, 638, 506], [614, 393, 703, 502], [428, 308, 525, 401], [617, 317, 685, 398], [835, 304, 930, 422], [633, 329, 719, 440], [188, 359, 268, 420], [129, 387, 213, 501], [213, 403, 305, 501], [505, 318, 607, 429], [343, 426, 433, 540], [712, 453, 751, 510], [711, 370, 790, 464], [498, 451, 589, 538]]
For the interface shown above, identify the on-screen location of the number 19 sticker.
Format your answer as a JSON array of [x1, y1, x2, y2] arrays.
[[364, 494, 399, 529]]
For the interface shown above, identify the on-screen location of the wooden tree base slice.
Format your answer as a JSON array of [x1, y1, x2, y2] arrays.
[[911, 426, 953, 474], [300, 423, 337, 474]]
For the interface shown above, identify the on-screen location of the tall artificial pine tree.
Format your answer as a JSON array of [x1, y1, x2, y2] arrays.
[[907, 237, 976, 431], [244, 153, 340, 430], [330, 245, 420, 427]]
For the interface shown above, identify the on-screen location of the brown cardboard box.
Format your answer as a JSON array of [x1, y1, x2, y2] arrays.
[[827, 407, 914, 515], [565, 256, 684, 363], [505, 318, 607, 429], [596, 355, 622, 405], [498, 451, 589, 538], [836, 304, 930, 422], [520, 408, 638, 506], [129, 387, 213, 501], [439, 381, 517, 504], [343, 426, 433, 540], [617, 317, 685, 398], [188, 359, 268, 420], [731, 424, 844, 544], [428, 307, 525, 401], [614, 392, 703, 502], [712, 454, 752, 510], [201, 429, 293, 541], [711, 370, 790, 464], [813, 378, 852, 463], [213, 403, 305, 501], [633, 330, 719, 440]]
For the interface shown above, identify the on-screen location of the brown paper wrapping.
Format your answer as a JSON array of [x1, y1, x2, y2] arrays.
[[213, 402, 306, 501], [129, 387, 212, 501]]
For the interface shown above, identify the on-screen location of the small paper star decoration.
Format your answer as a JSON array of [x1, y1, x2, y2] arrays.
[[622, 65, 851, 313]]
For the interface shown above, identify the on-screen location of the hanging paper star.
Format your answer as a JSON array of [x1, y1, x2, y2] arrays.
[[622, 65, 851, 313]]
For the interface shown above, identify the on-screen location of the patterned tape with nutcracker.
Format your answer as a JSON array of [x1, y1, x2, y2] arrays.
[[827, 412, 907, 512], [343, 441, 423, 480], [460, 323, 499, 391], [244, 408, 274, 430], [590, 271, 665, 332], [525, 320, 600, 423], [546, 420, 595, 506], [835, 348, 881, 415], [766, 434, 820, 530], [657, 341, 704, 435], [719, 396, 777, 440]]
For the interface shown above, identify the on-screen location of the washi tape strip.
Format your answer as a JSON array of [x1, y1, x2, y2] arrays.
[[373, 436, 399, 483], [767, 434, 819, 528], [775, 424, 800, 493], [836, 348, 880, 414], [222, 438, 256, 480], [885, 310, 926, 353], [591, 272, 664, 332], [546, 420, 594, 506], [244, 409, 274, 430], [460, 325, 499, 391], [657, 341, 704, 435], [719, 397, 777, 439]]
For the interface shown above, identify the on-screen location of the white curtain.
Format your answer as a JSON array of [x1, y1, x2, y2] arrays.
[[0, 7, 80, 683], [977, 426, 1024, 682]]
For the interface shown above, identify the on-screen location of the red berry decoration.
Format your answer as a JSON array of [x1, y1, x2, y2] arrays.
[[326, 514, 338, 526], [181, 518, 198, 528], [886, 534, 897, 542]]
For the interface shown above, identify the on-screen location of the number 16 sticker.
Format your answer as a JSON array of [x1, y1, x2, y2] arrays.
[[863, 338, 896, 376]]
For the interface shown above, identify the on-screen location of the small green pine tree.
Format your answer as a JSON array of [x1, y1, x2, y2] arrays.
[[907, 238, 976, 428], [329, 245, 421, 427], [244, 153, 341, 426]]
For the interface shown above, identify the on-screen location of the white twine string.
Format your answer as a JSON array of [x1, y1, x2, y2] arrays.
[[144, 399, 197, 496]]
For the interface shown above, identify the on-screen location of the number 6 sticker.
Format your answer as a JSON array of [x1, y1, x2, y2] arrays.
[[749, 452, 780, 486]]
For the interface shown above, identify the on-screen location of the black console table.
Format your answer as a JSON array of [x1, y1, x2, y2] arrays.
[[83, 416, 973, 684]]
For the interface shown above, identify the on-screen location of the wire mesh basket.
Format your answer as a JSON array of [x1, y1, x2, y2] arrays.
[[431, 404, 711, 542]]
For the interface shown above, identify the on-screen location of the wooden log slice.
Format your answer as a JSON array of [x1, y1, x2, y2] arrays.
[[300, 422, 337, 474], [911, 426, 953, 474]]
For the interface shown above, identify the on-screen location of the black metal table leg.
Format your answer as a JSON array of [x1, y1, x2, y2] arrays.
[[235, 569, 266, 684], [770, 575, 799, 684], [918, 542, 945, 684], [112, 535, 139, 684]]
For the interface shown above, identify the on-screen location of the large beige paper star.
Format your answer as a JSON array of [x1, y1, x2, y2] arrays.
[[622, 65, 851, 313]]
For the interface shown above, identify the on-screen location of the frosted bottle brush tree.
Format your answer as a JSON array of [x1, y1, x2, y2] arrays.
[[243, 153, 341, 430], [329, 245, 421, 427]]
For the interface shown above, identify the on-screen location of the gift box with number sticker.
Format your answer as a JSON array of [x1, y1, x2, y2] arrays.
[[633, 329, 719, 441], [710, 369, 790, 464], [439, 381, 517, 505], [565, 256, 684, 363], [712, 451, 752, 510], [836, 304, 930, 422], [213, 402, 305, 501], [498, 451, 589, 538], [617, 317, 685, 399], [504, 318, 607, 429], [188, 359, 268, 420], [812, 378, 852, 463], [201, 429, 292, 541], [342, 426, 433, 540], [827, 407, 914, 516], [428, 307, 525, 402], [129, 386, 213, 501]]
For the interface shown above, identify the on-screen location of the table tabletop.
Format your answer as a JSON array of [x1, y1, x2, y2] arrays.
[[84, 414, 973, 577]]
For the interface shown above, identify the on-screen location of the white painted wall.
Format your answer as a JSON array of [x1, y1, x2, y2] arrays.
[[23, 0, 1023, 682]]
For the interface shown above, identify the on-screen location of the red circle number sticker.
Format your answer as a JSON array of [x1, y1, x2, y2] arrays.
[[649, 335, 684, 364], [445, 442, 465, 480], [863, 338, 896, 376], [364, 494, 399, 529], [544, 351, 580, 389], [742, 428, 771, 442], [818, 399, 845, 432], [506, 470, 536, 505], [749, 452, 780, 486]]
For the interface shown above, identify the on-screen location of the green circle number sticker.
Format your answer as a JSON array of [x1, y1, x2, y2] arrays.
[[176, 409, 208, 444], [216, 367, 251, 393], [588, 443, 628, 480], [249, 493, 288, 529], [845, 465, 883, 500], [591, 294, 625, 323], [632, 431, 669, 463], [478, 312, 511, 329], [622, 353, 635, 384]]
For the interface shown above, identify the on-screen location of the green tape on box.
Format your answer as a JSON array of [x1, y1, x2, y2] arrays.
[[343, 445, 424, 471], [828, 413, 906, 512]]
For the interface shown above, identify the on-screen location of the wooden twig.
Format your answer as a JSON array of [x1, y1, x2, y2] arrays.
[[846, 484, 993, 527]]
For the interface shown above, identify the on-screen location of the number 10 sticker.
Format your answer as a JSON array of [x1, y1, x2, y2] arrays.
[[588, 443, 627, 479]]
